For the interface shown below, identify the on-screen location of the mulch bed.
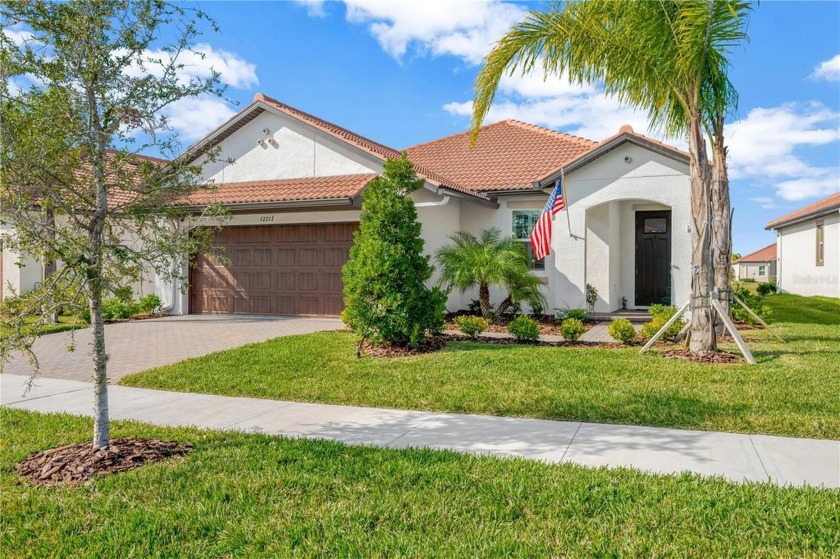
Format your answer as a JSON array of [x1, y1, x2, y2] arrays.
[[662, 349, 743, 364], [104, 313, 168, 324], [17, 438, 192, 487], [361, 333, 619, 357]]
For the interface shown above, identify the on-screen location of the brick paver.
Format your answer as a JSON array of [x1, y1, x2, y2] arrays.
[[3, 315, 344, 382]]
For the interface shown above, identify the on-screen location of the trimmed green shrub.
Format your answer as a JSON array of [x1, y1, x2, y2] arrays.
[[566, 308, 589, 322], [101, 298, 139, 320], [139, 293, 163, 314], [648, 304, 677, 319], [455, 315, 489, 340], [756, 280, 777, 296], [561, 317, 586, 343], [608, 319, 637, 345], [342, 154, 447, 349], [640, 315, 684, 341], [508, 315, 540, 342], [732, 285, 771, 325]]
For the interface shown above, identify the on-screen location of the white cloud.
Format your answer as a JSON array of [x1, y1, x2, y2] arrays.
[[163, 97, 237, 142], [126, 43, 258, 90], [750, 197, 778, 209], [810, 54, 840, 81], [444, 72, 654, 141], [308, 0, 526, 64], [294, 0, 328, 17], [1, 24, 35, 46], [725, 103, 840, 201]]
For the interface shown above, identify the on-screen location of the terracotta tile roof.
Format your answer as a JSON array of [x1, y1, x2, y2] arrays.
[[735, 243, 776, 263], [186, 93, 489, 201], [766, 192, 840, 229], [185, 174, 378, 206], [405, 120, 597, 192]]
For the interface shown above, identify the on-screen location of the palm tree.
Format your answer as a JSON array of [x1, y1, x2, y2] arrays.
[[435, 227, 546, 317], [471, 0, 751, 353]]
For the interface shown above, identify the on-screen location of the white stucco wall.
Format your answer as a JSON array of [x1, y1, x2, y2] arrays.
[[776, 212, 840, 297], [199, 111, 382, 184], [553, 143, 691, 311]]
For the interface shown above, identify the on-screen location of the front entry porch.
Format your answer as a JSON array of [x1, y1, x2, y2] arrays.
[[584, 200, 674, 312]]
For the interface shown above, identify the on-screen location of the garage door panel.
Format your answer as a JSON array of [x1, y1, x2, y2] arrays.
[[298, 249, 318, 267], [276, 248, 296, 267], [190, 222, 357, 316], [276, 272, 296, 291]]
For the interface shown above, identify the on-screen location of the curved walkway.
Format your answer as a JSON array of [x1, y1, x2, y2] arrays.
[[2, 374, 837, 489], [2, 314, 344, 382]]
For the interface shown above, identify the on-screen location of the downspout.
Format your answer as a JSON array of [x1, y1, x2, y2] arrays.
[[414, 195, 451, 208]]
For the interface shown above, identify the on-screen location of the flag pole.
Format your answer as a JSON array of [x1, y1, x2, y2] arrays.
[[562, 169, 572, 237]]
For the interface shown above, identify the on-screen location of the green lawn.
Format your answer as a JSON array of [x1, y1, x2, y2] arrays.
[[121, 293, 840, 440], [2, 409, 837, 558], [0, 315, 86, 339]]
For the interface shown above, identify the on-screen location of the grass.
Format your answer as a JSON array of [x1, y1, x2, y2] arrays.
[[2, 409, 838, 558], [0, 315, 86, 339], [121, 293, 840, 440]]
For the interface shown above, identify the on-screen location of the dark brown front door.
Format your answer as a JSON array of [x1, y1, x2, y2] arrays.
[[190, 223, 357, 316], [635, 211, 671, 306]]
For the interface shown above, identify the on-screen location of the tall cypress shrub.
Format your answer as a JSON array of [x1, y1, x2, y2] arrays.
[[342, 153, 446, 352]]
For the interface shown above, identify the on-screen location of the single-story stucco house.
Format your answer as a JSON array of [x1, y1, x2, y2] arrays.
[[766, 192, 840, 298], [732, 243, 777, 282], [2, 92, 693, 316]]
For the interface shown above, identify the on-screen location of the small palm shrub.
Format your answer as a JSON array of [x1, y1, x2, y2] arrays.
[[455, 315, 489, 340], [608, 319, 637, 345], [508, 316, 540, 342], [561, 318, 586, 343]]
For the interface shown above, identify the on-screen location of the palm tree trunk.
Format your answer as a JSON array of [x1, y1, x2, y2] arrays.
[[496, 295, 513, 317], [711, 119, 731, 336], [687, 113, 717, 353], [479, 284, 491, 317]]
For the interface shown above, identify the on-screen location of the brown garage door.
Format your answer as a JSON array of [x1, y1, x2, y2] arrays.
[[190, 223, 357, 316]]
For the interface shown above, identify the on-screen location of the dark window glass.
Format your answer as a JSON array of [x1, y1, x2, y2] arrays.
[[644, 218, 667, 233]]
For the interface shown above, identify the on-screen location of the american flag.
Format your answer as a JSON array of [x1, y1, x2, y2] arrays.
[[530, 178, 565, 261]]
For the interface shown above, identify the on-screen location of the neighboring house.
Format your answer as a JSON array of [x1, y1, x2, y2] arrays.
[[766, 193, 840, 298], [732, 243, 777, 282], [3, 93, 692, 315]]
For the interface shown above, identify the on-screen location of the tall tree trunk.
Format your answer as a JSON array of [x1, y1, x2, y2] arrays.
[[687, 113, 717, 353], [711, 118, 731, 336], [479, 284, 491, 317], [88, 272, 109, 449], [87, 79, 110, 449], [44, 206, 58, 323]]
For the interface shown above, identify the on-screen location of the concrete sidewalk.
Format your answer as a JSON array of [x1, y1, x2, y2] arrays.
[[2, 373, 837, 489]]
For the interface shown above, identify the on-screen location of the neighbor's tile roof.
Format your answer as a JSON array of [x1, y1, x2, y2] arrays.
[[405, 120, 597, 191], [735, 243, 776, 263], [766, 192, 840, 229], [185, 174, 378, 206]]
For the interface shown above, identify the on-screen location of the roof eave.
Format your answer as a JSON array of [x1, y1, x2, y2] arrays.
[[765, 206, 840, 231], [182, 197, 357, 212]]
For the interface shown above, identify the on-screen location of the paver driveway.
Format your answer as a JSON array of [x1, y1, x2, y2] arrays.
[[2, 315, 344, 382]]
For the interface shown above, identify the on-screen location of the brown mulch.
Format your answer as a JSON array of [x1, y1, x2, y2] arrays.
[[662, 349, 743, 364], [104, 313, 167, 324], [16, 438, 192, 487], [361, 333, 619, 357], [360, 336, 448, 357]]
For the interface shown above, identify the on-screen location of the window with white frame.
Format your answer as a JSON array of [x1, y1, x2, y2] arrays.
[[758, 265, 766, 277], [512, 210, 545, 270]]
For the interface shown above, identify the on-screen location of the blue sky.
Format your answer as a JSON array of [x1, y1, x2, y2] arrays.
[[10, 1, 837, 254]]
